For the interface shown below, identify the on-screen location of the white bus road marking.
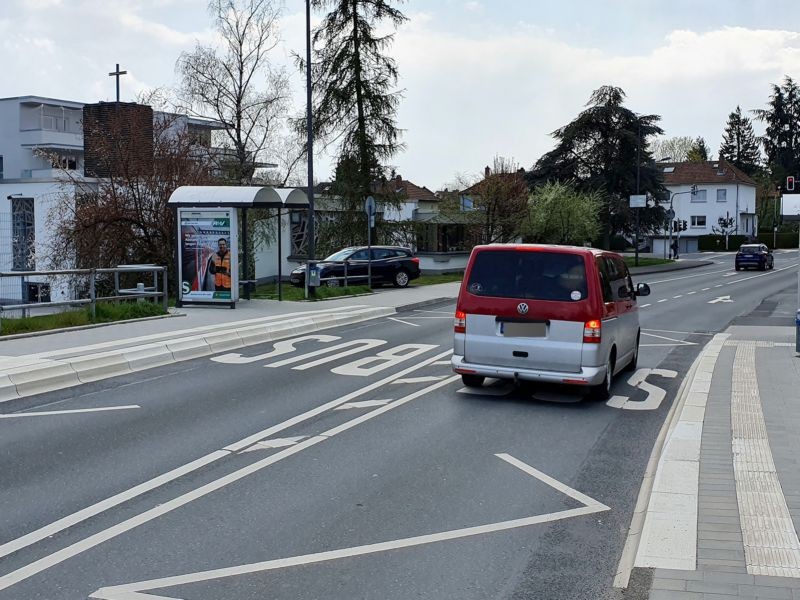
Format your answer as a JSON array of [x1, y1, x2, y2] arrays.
[[212, 335, 340, 364], [88, 454, 609, 600], [267, 339, 387, 370], [0, 374, 460, 594], [605, 368, 678, 411], [331, 344, 438, 377], [0, 405, 140, 419], [708, 295, 733, 304], [0, 348, 452, 569]]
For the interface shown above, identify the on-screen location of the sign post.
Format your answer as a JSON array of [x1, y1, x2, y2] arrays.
[[781, 188, 800, 354], [365, 196, 376, 289]]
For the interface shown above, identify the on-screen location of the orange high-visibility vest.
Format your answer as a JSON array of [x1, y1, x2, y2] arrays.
[[214, 253, 231, 289]]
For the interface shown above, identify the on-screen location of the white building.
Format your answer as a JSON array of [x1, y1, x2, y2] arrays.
[[0, 95, 224, 303], [651, 159, 758, 256]]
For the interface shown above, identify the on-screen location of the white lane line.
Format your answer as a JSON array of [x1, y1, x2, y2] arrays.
[[413, 309, 454, 315], [648, 266, 733, 285], [387, 317, 420, 327], [433, 360, 452, 365], [0, 348, 452, 565], [0, 375, 460, 593], [725, 263, 799, 286], [89, 454, 608, 600], [687, 291, 696, 295], [702, 287, 710, 291], [673, 295, 683, 299], [335, 400, 391, 410], [641, 332, 697, 345], [731, 343, 800, 577], [640, 304, 652, 308], [393, 376, 446, 384], [657, 299, 668, 303], [394, 316, 453, 320], [715, 284, 723, 288], [723, 272, 739, 277], [0, 405, 139, 419], [642, 329, 715, 336]]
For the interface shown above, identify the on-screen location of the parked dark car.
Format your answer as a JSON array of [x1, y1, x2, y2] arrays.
[[290, 246, 421, 288], [735, 243, 773, 271]]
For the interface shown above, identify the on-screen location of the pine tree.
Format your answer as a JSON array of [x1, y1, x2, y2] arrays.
[[754, 76, 800, 183], [309, 0, 406, 196], [686, 136, 710, 162], [719, 106, 761, 176]]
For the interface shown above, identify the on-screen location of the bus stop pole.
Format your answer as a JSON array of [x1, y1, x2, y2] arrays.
[[277, 207, 283, 302]]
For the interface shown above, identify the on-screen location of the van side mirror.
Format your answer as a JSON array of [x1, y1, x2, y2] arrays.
[[635, 282, 651, 297]]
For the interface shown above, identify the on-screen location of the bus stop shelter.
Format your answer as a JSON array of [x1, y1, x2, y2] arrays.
[[168, 186, 309, 306]]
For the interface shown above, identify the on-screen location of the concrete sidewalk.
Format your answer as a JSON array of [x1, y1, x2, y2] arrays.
[[635, 289, 800, 598]]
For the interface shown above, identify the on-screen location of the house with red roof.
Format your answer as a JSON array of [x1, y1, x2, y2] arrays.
[[651, 158, 758, 255]]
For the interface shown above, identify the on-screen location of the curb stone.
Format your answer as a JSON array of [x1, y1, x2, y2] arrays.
[[0, 306, 394, 409]]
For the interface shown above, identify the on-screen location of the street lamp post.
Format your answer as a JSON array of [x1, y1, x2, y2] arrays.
[[665, 186, 697, 259], [635, 121, 641, 267], [305, 0, 316, 298]]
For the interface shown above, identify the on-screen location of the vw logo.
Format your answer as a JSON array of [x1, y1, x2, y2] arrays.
[[517, 302, 529, 315]]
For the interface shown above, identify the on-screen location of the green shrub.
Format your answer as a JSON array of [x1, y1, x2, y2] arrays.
[[698, 234, 749, 251]]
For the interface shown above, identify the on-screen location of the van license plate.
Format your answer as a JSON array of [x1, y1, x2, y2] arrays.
[[502, 322, 546, 337]]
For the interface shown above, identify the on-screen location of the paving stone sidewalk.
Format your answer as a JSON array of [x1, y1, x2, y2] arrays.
[[649, 322, 800, 599]]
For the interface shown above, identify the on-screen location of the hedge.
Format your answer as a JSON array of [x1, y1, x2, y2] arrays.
[[697, 235, 750, 251], [758, 231, 800, 249]]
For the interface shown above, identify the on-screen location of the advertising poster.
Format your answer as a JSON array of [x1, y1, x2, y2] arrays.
[[178, 208, 238, 303]]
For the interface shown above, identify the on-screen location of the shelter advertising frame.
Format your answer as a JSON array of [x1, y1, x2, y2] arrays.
[[177, 207, 239, 306]]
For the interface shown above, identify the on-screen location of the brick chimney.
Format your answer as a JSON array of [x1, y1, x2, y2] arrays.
[[484, 165, 491, 178]]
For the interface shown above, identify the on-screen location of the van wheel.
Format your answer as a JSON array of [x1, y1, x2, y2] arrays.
[[461, 374, 485, 388], [625, 333, 640, 372], [589, 351, 615, 401]]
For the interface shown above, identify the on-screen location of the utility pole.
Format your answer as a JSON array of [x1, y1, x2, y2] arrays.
[[635, 120, 641, 267], [305, 0, 316, 298]]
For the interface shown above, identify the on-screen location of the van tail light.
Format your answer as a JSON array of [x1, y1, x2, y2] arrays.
[[454, 310, 467, 334], [583, 319, 602, 343]]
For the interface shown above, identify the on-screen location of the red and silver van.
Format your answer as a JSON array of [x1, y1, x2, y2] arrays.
[[452, 244, 650, 399]]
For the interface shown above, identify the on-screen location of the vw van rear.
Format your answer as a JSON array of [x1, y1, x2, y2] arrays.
[[452, 244, 649, 399]]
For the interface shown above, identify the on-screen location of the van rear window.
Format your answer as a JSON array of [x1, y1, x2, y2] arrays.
[[466, 250, 588, 301]]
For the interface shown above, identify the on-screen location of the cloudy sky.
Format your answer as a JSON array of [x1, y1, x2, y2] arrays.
[[2, 0, 800, 189]]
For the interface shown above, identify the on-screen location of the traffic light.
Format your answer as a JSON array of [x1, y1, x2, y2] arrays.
[[672, 219, 679, 232], [787, 176, 795, 192], [681, 220, 688, 231]]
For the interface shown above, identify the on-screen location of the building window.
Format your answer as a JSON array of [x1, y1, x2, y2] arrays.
[[717, 189, 727, 202], [12, 197, 35, 270], [690, 215, 706, 227], [691, 189, 707, 202], [0, 155, 4, 179]]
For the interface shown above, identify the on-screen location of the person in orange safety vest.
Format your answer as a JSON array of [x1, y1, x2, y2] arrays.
[[208, 238, 231, 291]]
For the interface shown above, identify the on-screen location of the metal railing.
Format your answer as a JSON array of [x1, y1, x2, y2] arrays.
[[0, 265, 168, 332]]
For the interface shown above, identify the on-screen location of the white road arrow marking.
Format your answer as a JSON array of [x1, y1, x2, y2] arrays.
[[387, 317, 419, 327], [88, 454, 609, 600], [0, 405, 139, 419], [708, 295, 733, 304], [239, 437, 306, 453], [335, 400, 391, 410]]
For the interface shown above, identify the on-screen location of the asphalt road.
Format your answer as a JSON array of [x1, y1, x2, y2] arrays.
[[1, 250, 798, 600]]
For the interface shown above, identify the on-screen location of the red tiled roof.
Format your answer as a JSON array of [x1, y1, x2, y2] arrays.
[[660, 159, 757, 187], [461, 170, 527, 195], [375, 176, 439, 202]]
